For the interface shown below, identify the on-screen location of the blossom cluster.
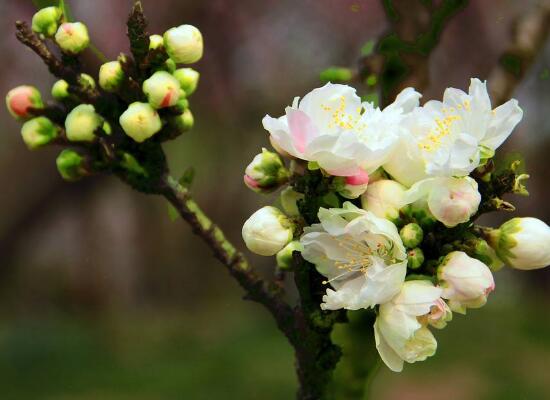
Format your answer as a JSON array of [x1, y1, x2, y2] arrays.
[[242, 80, 550, 372], [6, 6, 202, 181]]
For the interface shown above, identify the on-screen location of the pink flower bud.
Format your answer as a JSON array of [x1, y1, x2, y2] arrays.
[[6, 85, 43, 120]]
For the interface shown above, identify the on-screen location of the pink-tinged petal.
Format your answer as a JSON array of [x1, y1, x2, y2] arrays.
[[345, 169, 369, 186], [287, 109, 317, 154], [244, 174, 259, 189], [10, 88, 34, 117], [160, 88, 177, 108]]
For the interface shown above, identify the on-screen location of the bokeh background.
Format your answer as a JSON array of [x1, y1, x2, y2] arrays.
[[1, 0, 550, 399]]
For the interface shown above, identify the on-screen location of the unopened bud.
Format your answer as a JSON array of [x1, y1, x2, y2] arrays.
[[21, 116, 58, 149], [79, 73, 96, 89], [149, 34, 164, 50], [361, 179, 406, 224], [55, 22, 90, 54], [51, 80, 69, 100], [400, 223, 424, 248], [487, 217, 550, 270], [119, 102, 162, 143], [173, 68, 200, 96], [244, 148, 289, 193], [276, 241, 303, 270], [65, 104, 102, 142], [242, 206, 294, 256], [56, 149, 89, 181], [319, 67, 353, 83], [143, 71, 182, 109], [164, 59, 177, 73], [335, 169, 369, 199], [407, 248, 424, 270], [6, 85, 43, 120], [31, 6, 63, 37], [99, 61, 124, 92], [163, 25, 203, 64], [171, 109, 194, 133], [470, 238, 504, 271], [173, 98, 189, 113]]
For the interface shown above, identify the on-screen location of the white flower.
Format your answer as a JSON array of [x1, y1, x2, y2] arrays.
[[300, 202, 407, 310], [263, 83, 421, 176], [384, 78, 523, 186], [437, 251, 495, 314], [242, 206, 294, 256], [400, 176, 481, 227], [374, 280, 447, 372], [361, 179, 406, 224], [487, 217, 550, 270]]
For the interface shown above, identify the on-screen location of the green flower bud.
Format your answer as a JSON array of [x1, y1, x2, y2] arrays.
[[51, 79, 69, 100], [65, 104, 102, 142], [280, 187, 304, 217], [319, 67, 353, 83], [21, 116, 58, 149], [55, 22, 90, 54], [149, 34, 164, 50], [79, 73, 96, 89], [173, 98, 189, 113], [173, 68, 200, 96], [164, 59, 177, 73], [407, 247, 424, 270], [6, 85, 43, 120], [102, 121, 112, 135], [470, 238, 504, 272], [56, 149, 89, 181], [142, 71, 182, 109], [171, 109, 194, 133], [400, 223, 424, 248], [31, 6, 63, 37], [163, 25, 203, 64], [276, 241, 303, 270], [244, 148, 289, 193], [99, 61, 124, 92], [119, 102, 162, 143]]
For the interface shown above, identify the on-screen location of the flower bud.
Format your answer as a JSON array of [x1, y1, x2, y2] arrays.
[[407, 247, 424, 270], [55, 22, 90, 54], [164, 58, 177, 73], [335, 169, 369, 199], [469, 238, 504, 271], [149, 34, 164, 50], [438, 251, 495, 314], [119, 102, 162, 143], [276, 241, 303, 270], [171, 109, 194, 133], [361, 179, 406, 224], [427, 177, 480, 227], [242, 206, 294, 256], [143, 71, 182, 109], [400, 223, 424, 248], [65, 104, 102, 142], [244, 148, 289, 193], [280, 187, 304, 217], [487, 217, 550, 270], [31, 6, 63, 37], [421, 298, 452, 330], [99, 61, 124, 92], [56, 149, 89, 181], [79, 73, 96, 89], [21, 117, 58, 149], [51, 79, 69, 100], [6, 85, 44, 120], [173, 68, 200, 96], [163, 25, 203, 64]]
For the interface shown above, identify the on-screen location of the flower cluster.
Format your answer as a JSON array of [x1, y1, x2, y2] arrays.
[[6, 5, 203, 183], [242, 80, 550, 372]]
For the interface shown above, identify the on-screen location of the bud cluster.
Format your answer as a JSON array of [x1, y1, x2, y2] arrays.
[[7, 4, 204, 184]]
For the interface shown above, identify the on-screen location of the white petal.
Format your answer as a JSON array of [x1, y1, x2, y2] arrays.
[[483, 99, 523, 150]]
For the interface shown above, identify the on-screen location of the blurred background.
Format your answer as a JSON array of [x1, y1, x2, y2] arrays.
[[1, 0, 550, 398]]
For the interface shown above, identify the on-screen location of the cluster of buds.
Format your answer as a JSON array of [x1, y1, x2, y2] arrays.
[[7, 4, 203, 184]]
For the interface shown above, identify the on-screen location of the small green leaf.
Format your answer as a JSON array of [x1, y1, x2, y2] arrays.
[[360, 39, 376, 57], [178, 167, 195, 188], [320, 67, 353, 83], [167, 203, 179, 222]]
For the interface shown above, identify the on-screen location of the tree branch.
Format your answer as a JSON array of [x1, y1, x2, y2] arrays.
[[489, 1, 550, 106]]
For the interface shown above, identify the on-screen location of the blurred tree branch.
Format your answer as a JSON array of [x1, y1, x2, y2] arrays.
[[489, 0, 550, 106]]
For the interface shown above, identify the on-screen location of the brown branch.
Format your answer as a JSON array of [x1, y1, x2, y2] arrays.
[[489, 1, 550, 106], [159, 176, 295, 333], [14, 21, 100, 104]]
